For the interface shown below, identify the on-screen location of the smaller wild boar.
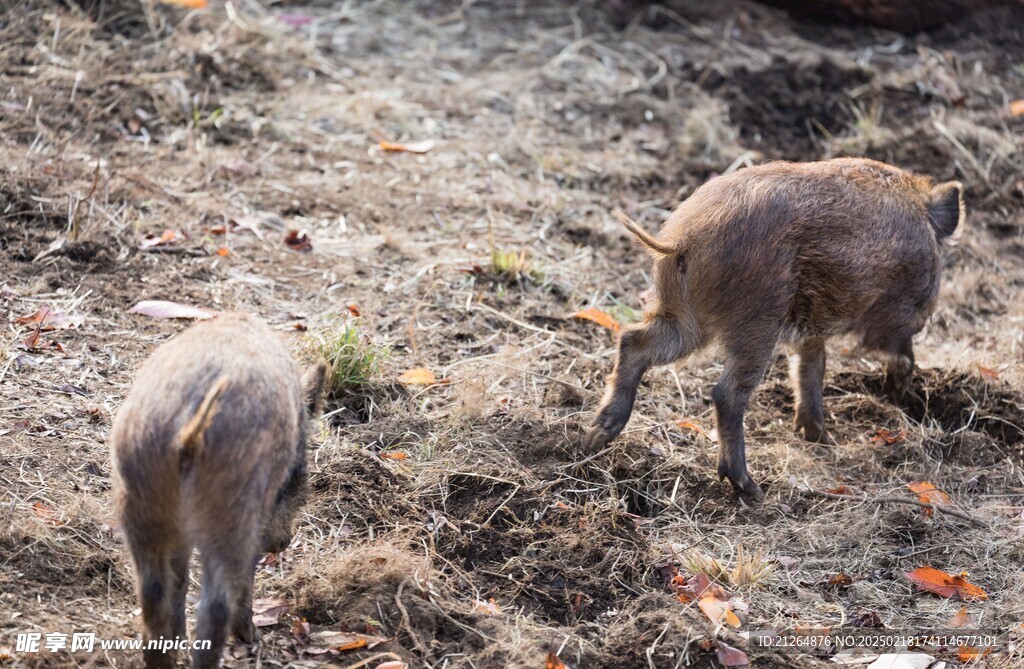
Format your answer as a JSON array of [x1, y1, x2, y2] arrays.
[[111, 313, 329, 669], [584, 158, 964, 501]]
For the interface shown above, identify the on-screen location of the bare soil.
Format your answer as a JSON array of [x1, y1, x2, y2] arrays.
[[1, 1, 1023, 668]]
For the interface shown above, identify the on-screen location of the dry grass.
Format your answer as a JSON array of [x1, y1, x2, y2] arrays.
[[1, 0, 1023, 668]]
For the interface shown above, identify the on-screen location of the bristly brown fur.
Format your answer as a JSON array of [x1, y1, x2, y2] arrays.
[[585, 158, 964, 502]]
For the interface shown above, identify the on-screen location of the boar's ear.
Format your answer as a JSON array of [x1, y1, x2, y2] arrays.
[[301, 359, 331, 417], [927, 181, 964, 239]]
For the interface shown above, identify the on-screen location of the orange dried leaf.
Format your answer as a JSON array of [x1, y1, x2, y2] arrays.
[[959, 644, 993, 662], [870, 427, 906, 446], [904, 566, 987, 601], [380, 451, 408, 460], [306, 630, 386, 653], [159, 0, 207, 7], [216, 247, 230, 257], [949, 606, 969, 628], [32, 501, 63, 526], [398, 367, 436, 385], [284, 229, 312, 252], [17, 307, 83, 330], [828, 573, 854, 587], [545, 650, 567, 669], [675, 420, 705, 435], [1010, 99, 1024, 117], [347, 304, 361, 317], [379, 139, 435, 154], [140, 229, 179, 248], [976, 364, 1000, 380], [570, 307, 620, 333], [826, 485, 854, 495], [472, 598, 502, 616], [906, 481, 952, 517], [698, 596, 741, 628]]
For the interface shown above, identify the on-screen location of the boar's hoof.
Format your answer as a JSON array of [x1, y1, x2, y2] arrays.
[[582, 425, 615, 453], [582, 411, 629, 452], [232, 618, 260, 645], [796, 421, 835, 445], [718, 465, 765, 503]]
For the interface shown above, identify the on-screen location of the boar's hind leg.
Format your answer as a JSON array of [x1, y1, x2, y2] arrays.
[[583, 316, 694, 452], [193, 547, 256, 669], [714, 334, 778, 502], [791, 338, 833, 444], [169, 546, 191, 640], [230, 557, 259, 645], [126, 540, 180, 669]]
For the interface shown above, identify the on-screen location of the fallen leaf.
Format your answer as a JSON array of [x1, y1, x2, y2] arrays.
[[948, 606, 969, 628], [128, 300, 218, 320], [305, 630, 386, 653], [32, 501, 63, 526], [347, 304, 361, 317], [159, 0, 206, 6], [20, 329, 63, 352], [284, 229, 312, 252], [17, 307, 84, 330], [870, 427, 906, 446], [976, 364, 1000, 380], [472, 598, 502, 616], [545, 651, 567, 669], [216, 247, 230, 257], [672, 572, 728, 603], [714, 639, 749, 666], [398, 367, 436, 385], [904, 566, 987, 601], [675, 420, 705, 435], [279, 13, 314, 27], [698, 596, 741, 628], [831, 647, 880, 665], [570, 307, 620, 333], [380, 451, 409, 460], [906, 481, 953, 517], [826, 485, 854, 495], [140, 229, 179, 248], [828, 573, 854, 587], [1010, 99, 1024, 116], [290, 618, 310, 641], [865, 653, 934, 669], [959, 644, 993, 662], [379, 139, 435, 154], [374, 663, 407, 669], [251, 598, 290, 627]]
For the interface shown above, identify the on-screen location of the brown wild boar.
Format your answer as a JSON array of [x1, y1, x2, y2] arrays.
[[110, 313, 329, 669], [584, 158, 964, 501]]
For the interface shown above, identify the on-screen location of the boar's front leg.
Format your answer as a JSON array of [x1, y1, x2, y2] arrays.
[[583, 316, 693, 452], [714, 335, 777, 502], [882, 336, 914, 399], [791, 338, 833, 444]]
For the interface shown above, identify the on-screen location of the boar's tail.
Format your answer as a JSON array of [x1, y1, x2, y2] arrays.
[[614, 210, 675, 256], [177, 375, 230, 468]]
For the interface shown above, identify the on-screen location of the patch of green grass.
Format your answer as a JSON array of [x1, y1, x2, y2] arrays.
[[491, 247, 542, 283], [305, 319, 387, 396]]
